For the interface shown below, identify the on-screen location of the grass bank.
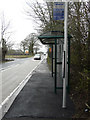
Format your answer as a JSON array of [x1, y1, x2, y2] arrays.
[[0, 55, 33, 63], [5, 55, 33, 59]]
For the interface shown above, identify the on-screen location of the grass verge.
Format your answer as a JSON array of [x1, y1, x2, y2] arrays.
[[5, 55, 33, 58], [0, 55, 33, 63]]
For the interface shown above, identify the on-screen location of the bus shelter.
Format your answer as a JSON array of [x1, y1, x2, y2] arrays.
[[38, 31, 72, 94]]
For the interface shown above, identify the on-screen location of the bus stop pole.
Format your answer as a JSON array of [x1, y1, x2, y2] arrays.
[[62, 2, 68, 108]]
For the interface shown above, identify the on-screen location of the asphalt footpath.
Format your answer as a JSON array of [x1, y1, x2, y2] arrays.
[[2, 59, 75, 120]]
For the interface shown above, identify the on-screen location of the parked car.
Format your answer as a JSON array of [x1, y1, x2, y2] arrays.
[[34, 54, 41, 60]]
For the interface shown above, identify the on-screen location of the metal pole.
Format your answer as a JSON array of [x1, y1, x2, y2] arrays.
[[55, 39, 57, 93], [52, 45, 53, 77], [62, 2, 68, 108]]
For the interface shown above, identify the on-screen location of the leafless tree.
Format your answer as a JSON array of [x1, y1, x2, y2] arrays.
[[24, 0, 63, 33], [20, 33, 41, 54], [0, 13, 14, 61]]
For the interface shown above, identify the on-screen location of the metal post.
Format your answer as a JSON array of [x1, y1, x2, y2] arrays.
[[55, 39, 57, 93], [62, 2, 68, 108], [52, 45, 53, 77], [68, 38, 70, 93]]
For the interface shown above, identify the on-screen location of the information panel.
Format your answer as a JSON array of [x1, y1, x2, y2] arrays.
[[53, 2, 65, 20]]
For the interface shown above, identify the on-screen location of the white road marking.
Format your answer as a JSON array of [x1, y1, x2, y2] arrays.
[[0, 57, 44, 119]]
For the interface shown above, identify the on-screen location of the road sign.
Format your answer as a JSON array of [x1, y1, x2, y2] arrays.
[[53, 2, 65, 20]]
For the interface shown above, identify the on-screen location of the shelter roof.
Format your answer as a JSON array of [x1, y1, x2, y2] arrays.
[[38, 31, 71, 44]]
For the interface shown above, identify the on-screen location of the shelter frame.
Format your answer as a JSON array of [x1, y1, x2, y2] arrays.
[[38, 31, 71, 93]]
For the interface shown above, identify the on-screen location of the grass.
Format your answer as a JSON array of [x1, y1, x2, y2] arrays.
[[1, 59, 14, 63], [5, 54, 33, 58], [0, 55, 33, 63]]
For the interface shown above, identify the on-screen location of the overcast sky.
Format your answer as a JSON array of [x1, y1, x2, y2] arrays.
[[0, 0, 47, 52]]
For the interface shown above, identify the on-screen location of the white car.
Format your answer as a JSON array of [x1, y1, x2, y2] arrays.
[[34, 54, 41, 60]]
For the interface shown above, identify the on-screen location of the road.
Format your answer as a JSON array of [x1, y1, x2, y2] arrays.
[[0, 56, 42, 103], [0, 58, 31, 70]]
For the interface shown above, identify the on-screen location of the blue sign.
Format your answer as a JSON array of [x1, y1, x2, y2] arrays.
[[53, 2, 64, 20]]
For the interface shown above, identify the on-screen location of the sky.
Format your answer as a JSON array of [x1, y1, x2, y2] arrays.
[[0, 0, 47, 52], [0, 0, 36, 48]]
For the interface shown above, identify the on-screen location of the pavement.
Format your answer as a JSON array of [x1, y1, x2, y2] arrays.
[[2, 59, 75, 120]]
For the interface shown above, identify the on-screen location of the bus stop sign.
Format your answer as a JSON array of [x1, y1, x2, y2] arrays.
[[53, 2, 65, 20]]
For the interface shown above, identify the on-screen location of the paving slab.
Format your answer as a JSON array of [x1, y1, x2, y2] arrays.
[[2, 59, 75, 120]]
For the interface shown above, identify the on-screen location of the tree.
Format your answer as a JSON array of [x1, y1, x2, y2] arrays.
[[20, 40, 27, 54], [25, 0, 64, 33], [68, 2, 90, 68], [20, 33, 40, 55], [0, 13, 13, 61], [68, 2, 90, 117], [26, 33, 39, 54]]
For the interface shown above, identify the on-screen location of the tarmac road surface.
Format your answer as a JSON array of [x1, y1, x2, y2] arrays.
[[0, 57, 42, 103]]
